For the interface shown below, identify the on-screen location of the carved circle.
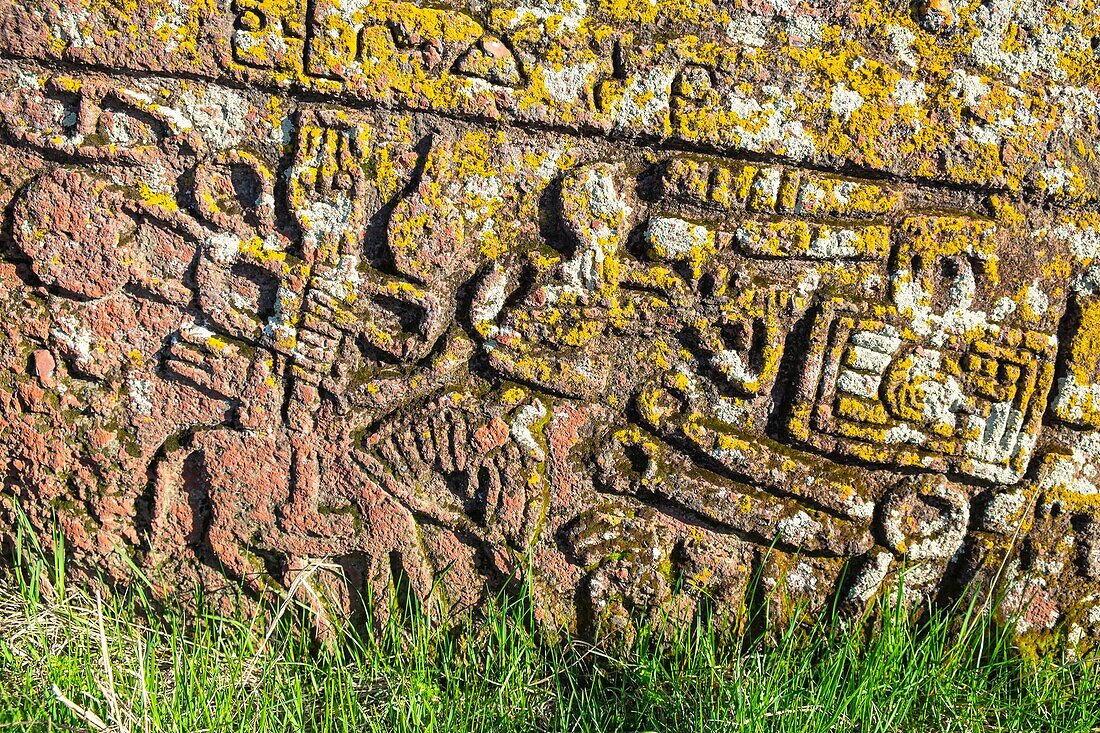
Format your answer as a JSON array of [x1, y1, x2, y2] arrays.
[[235, 9, 265, 32], [13, 167, 136, 300], [878, 474, 969, 560], [193, 149, 275, 236]]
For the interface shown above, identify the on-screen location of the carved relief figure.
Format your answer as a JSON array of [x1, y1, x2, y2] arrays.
[[1, 45, 1099, 649]]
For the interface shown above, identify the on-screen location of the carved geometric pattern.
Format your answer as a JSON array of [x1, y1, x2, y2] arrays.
[[789, 301, 1057, 484]]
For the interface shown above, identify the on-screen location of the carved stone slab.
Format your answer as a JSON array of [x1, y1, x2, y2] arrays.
[[1, 0, 1099, 646]]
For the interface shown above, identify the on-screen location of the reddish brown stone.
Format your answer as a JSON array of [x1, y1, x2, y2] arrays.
[[1, 0, 1100, 650], [30, 349, 55, 387]]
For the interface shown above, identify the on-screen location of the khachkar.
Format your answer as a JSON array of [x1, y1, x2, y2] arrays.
[[1, 0, 1100, 648]]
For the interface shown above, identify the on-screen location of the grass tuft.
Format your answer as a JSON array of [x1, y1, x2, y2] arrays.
[[0, 528, 1098, 732]]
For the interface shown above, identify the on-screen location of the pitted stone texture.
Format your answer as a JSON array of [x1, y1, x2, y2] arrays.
[[0, 0, 1099, 649]]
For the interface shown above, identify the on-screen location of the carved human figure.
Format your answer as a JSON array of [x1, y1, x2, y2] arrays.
[[144, 107, 569, 624]]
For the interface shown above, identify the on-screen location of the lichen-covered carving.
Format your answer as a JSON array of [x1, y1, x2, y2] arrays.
[[0, 1, 1099, 651]]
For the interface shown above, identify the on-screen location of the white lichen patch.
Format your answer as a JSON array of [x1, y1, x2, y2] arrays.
[[180, 320, 218, 343], [51, 6, 95, 50], [610, 67, 675, 132], [807, 226, 859, 258], [947, 69, 990, 108], [206, 233, 242, 264], [51, 315, 95, 363], [645, 217, 712, 259], [990, 296, 1017, 321], [785, 14, 823, 45], [1038, 435, 1100, 497], [1038, 160, 1082, 198], [785, 560, 819, 594], [969, 0, 1084, 83], [312, 254, 362, 300], [892, 78, 926, 108], [510, 0, 588, 34], [510, 398, 548, 460], [1052, 377, 1100, 426], [471, 266, 510, 330], [886, 24, 918, 69], [725, 12, 768, 47], [178, 86, 250, 150], [796, 268, 821, 299], [294, 196, 355, 243], [541, 62, 598, 103], [776, 510, 822, 547], [1048, 220, 1100, 261], [829, 83, 864, 121], [884, 423, 927, 446], [126, 374, 155, 416], [1023, 281, 1049, 316], [723, 86, 819, 159], [847, 551, 892, 604]]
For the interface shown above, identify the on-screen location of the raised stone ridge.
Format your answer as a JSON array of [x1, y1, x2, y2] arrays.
[[0, 0, 1099, 648]]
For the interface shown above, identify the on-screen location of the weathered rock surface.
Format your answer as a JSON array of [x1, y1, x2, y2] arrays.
[[0, 0, 1099, 647]]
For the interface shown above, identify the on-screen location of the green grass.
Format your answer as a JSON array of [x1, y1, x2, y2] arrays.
[[1, 529, 1098, 732]]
